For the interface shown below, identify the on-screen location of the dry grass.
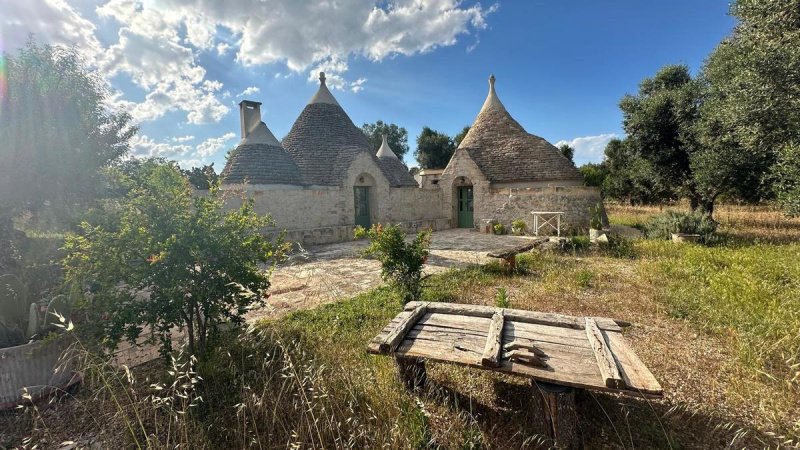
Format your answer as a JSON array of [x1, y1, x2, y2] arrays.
[[3, 204, 799, 449]]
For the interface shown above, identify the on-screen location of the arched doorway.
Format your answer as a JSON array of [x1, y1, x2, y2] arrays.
[[353, 173, 376, 228], [453, 176, 474, 228]]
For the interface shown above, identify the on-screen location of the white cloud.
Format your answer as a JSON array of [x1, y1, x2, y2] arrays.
[[237, 86, 260, 97], [2, 0, 498, 137], [130, 134, 192, 159], [131, 132, 236, 166], [196, 132, 237, 158], [350, 78, 368, 93], [555, 133, 618, 165], [0, 0, 103, 58]]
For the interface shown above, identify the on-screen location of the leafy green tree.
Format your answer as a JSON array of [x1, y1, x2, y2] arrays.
[[701, 0, 800, 215], [362, 121, 409, 159], [558, 144, 575, 164], [453, 126, 471, 147], [602, 138, 675, 205], [414, 127, 455, 169], [0, 39, 135, 222], [773, 144, 800, 216], [578, 163, 608, 188], [182, 163, 219, 190], [619, 65, 703, 208], [63, 161, 286, 360]]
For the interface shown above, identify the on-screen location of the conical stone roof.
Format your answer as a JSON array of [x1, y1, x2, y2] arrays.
[[221, 104, 301, 186], [375, 134, 418, 187], [457, 75, 582, 184], [282, 73, 417, 187]]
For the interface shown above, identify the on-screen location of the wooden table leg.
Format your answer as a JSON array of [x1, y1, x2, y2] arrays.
[[533, 380, 580, 449], [396, 356, 427, 392], [505, 255, 517, 273]]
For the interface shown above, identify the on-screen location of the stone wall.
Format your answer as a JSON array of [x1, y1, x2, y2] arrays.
[[221, 152, 447, 245], [482, 186, 604, 233], [437, 149, 603, 233]]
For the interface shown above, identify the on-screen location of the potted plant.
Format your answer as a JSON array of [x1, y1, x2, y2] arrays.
[[589, 204, 604, 240], [0, 274, 80, 410], [511, 219, 527, 236]]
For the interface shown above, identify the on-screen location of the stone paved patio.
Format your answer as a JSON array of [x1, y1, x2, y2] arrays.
[[247, 228, 538, 320], [115, 229, 539, 366]]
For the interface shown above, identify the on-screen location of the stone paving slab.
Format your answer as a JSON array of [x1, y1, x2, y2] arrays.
[[115, 229, 538, 366], [247, 229, 537, 320]]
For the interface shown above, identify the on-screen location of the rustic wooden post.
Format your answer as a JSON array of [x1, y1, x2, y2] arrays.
[[396, 356, 427, 392], [533, 380, 580, 449]]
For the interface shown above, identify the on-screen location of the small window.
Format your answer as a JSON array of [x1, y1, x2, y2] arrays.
[[431, 180, 439, 185]]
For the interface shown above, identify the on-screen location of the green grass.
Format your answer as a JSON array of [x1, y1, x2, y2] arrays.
[[638, 240, 800, 383]]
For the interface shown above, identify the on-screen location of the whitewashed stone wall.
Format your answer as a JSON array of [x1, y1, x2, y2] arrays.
[[437, 148, 602, 232], [222, 152, 447, 245]]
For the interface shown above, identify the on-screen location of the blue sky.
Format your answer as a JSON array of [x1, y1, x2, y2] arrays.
[[1, 1, 735, 168]]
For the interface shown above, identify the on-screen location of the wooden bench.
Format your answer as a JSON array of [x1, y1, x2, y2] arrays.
[[486, 238, 548, 271], [367, 302, 661, 449]]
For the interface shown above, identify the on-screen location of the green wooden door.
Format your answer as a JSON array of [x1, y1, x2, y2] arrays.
[[354, 186, 371, 228], [457, 186, 473, 228]]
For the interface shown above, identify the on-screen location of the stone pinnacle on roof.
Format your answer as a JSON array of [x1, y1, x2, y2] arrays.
[[480, 74, 507, 112], [376, 134, 399, 160], [308, 71, 341, 106]]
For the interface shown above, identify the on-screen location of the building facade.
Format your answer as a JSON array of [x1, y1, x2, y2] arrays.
[[220, 73, 603, 245]]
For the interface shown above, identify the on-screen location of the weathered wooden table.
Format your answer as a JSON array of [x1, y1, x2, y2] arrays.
[[486, 238, 548, 271], [367, 301, 662, 448]]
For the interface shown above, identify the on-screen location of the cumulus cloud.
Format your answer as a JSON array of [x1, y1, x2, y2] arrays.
[[555, 133, 618, 165], [131, 132, 236, 166], [0, 0, 103, 57], [130, 134, 193, 159], [237, 86, 260, 97], [196, 132, 236, 158]]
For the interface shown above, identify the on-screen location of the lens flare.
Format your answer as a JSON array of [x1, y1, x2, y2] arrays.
[[0, 54, 7, 121]]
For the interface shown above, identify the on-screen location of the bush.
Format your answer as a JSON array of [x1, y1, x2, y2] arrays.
[[597, 234, 636, 259], [563, 235, 591, 253], [493, 223, 506, 235], [62, 161, 287, 360], [645, 210, 717, 242], [354, 224, 431, 304], [511, 219, 527, 235]]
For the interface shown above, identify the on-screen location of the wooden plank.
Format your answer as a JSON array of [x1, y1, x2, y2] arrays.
[[486, 242, 537, 259], [367, 311, 411, 354], [379, 303, 428, 354], [504, 340, 547, 357], [505, 349, 547, 367], [405, 301, 628, 331], [481, 310, 505, 367], [603, 329, 663, 396], [585, 318, 624, 389], [504, 322, 590, 348]]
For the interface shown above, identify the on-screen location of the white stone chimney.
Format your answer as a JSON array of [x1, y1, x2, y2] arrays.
[[239, 100, 263, 139]]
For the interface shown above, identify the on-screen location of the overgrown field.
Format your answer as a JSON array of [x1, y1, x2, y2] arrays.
[[2, 204, 798, 449]]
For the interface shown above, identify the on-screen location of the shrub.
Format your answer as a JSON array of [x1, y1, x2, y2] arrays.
[[62, 161, 287, 360], [563, 235, 591, 253], [493, 223, 506, 235], [589, 203, 604, 229], [597, 234, 636, 259], [354, 224, 431, 304], [645, 210, 717, 242], [495, 287, 510, 308], [511, 219, 527, 235]]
